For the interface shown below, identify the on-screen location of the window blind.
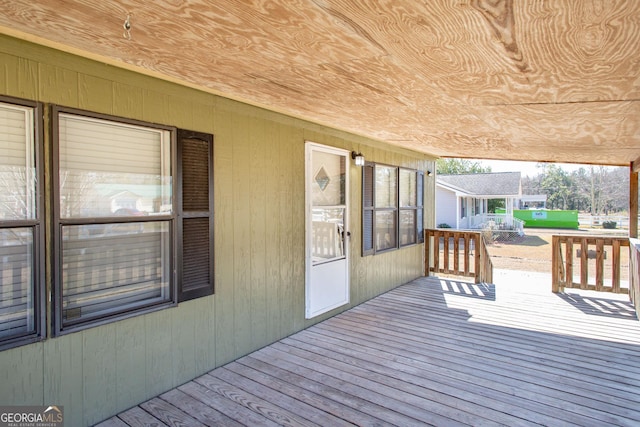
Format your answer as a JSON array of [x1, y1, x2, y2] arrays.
[[58, 113, 171, 218], [0, 102, 35, 221]]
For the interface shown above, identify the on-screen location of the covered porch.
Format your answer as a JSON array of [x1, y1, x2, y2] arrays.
[[100, 271, 640, 426]]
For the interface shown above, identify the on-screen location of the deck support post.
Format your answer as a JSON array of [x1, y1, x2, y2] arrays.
[[630, 163, 638, 239]]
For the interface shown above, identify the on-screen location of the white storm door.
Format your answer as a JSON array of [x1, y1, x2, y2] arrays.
[[305, 143, 349, 319]]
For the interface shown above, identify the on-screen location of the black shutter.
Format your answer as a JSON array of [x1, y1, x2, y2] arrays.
[[417, 171, 424, 243], [177, 129, 214, 302]]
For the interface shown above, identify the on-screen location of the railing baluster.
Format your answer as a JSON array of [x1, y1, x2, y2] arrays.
[[443, 232, 450, 274], [580, 239, 589, 289], [463, 232, 470, 276], [612, 239, 621, 293], [565, 238, 573, 288], [552, 236, 560, 292], [596, 240, 605, 291], [453, 234, 460, 274]]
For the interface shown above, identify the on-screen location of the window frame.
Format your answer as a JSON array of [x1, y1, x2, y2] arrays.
[[374, 164, 399, 253], [51, 105, 178, 335], [398, 167, 420, 247], [0, 95, 45, 350], [362, 162, 425, 256]]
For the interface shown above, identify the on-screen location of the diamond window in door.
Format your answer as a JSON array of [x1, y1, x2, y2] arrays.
[[315, 166, 330, 191]]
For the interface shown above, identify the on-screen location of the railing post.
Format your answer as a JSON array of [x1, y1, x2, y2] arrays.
[[631, 240, 640, 316], [424, 229, 430, 277], [433, 230, 440, 274], [474, 234, 481, 283]]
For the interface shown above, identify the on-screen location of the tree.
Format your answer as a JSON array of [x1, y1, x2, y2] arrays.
[[540, 165, 572, 210], [524, 164, 628, 213], [487, 199, 505, 213], [436, 158, 492, 174]]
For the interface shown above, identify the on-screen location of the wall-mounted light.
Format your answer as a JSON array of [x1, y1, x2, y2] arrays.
[[427, 170, 433, 176], [351, 151, 365, 166]]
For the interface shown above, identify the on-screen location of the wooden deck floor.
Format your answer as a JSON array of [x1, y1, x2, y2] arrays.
[[99, 272, 640, 426]]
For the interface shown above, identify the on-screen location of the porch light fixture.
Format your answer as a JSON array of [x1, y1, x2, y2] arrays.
[[351, 151, 365, 166], [427, 170, 433, 176]]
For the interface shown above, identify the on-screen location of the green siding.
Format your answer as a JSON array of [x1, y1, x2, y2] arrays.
[[0, 34, 435, 426]]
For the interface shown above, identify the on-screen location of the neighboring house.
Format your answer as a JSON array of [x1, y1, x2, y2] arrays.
[[519, 194, 547, 210], [436, 172, 521, 230]]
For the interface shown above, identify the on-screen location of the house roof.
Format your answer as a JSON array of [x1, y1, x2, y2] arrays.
[[437, 172, 521, 197], [0, 2, 639, 167]]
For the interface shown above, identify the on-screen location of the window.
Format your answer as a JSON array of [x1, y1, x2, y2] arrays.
[[0, 96, 44, 349], [52, 106, 176, 334], [362, 163, 424, 256], [400, 168, 424, 246], [177, 129, 214, 302]]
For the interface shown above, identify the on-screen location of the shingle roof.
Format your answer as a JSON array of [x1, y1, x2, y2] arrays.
[[437, 172, 521, 197]]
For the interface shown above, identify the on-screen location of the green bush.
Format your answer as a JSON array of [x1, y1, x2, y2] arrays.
[[438, 223, 452, 228], [602, 220, 617, 229]]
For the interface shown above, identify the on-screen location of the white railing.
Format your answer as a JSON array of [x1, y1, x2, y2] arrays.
[[578, 215, 637, 230], [467, 214, 525, 234]]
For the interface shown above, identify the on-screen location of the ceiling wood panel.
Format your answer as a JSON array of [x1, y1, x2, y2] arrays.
[[0, 0, 638, 166]]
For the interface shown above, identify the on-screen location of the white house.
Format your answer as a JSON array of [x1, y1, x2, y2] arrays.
[[436, 172, 522, 230]]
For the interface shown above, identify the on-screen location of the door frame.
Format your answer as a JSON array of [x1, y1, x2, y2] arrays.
[[305, 142, 350, 319]]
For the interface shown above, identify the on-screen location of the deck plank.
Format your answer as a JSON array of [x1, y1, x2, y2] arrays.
[[197, 371, 320, 427], [212, 365, 352, 427], [234, 355, 391, 426], [179, 380, 282, 427], [94, 418, 129, 427], [305, 318, 639, 425], [138, 397, 204, 427], [116, 406, 166, 426], [158, 388, 243, 427], [102, 274, 640, 426]]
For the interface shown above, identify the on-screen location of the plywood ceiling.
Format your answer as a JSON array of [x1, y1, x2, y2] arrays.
[[1, 0, 639, 166]]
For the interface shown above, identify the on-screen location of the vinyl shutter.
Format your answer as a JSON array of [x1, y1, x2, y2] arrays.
[[177, 129, 214, 302]]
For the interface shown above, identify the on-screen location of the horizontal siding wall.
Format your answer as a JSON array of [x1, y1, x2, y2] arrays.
[[0, 35, 435, 426]]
